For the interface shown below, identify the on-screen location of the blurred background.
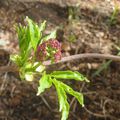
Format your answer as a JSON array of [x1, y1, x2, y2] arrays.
[[0, 0, 120, 120]]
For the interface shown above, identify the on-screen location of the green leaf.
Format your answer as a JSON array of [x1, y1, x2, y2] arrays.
[[25, 72, 34, 81], [92, 60, 112, 77], [33, 62, 45, 73], [68, 34, 76, 43], [60, 82, 84, 107], [52, 79, 70, 120], [41, 30, 57, 43], [27, 17, 40, 51], [16, 20, 33, 65], [17, 17, 47, 53], [17, 24, 30, 56], [39, 20, 46, 32], [10, 54, 22, 66], [37, 72, 52, 96], [51, 71, 89, 82]]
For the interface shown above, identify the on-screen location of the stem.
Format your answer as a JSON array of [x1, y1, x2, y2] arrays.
[[0, 53, 120, 73], [43, 53, 120, 65]]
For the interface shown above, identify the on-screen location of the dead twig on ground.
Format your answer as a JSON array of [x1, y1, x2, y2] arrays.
[[0, 62, 10, 95], [84, 106, 118, 120], [40, 95, 52, 111], [70, 82, 85, 110]]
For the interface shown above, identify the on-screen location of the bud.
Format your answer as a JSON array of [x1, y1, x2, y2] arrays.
[[36, 42, 47, 61], [36, 39, 62, 62]]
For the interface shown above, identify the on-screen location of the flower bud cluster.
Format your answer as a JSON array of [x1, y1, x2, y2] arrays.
[[36, 39, 61, 62]]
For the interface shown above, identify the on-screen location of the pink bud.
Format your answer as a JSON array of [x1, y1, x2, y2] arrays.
[[36, 39, 62, 62]]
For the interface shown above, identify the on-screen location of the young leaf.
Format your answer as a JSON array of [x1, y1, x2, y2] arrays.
[[52, 79, 70, 120], [60, 82, 84, 107], [33, 62, 45, 73], [10, 54, 22, 66], [25, 72, 34, 81], [37, 72, 52, 96], [38, 20, 46, 44], [39, 20, 46, 32], [51, 71, 89, 82], [27, 17, 40, 51], [17, 24, 30, 57], [41, 30, 57, 43]]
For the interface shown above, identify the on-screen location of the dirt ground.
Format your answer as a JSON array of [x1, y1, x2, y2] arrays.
[[0, 0, 120, 120]]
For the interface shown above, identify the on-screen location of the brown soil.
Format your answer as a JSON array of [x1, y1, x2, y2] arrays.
[[0, 0, 120, 120]]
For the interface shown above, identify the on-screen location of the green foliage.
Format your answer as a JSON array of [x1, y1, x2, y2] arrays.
[[109, 1, 119, 25], [110, 8, 119, 25], [60, 82, 84, 107], [53, 79, 70, 120], [20, 62, 45, 81], [11, 17, 89, 120], [10, 54, 22, 67], [51, 70, 89, 82], [68, 33, 77, 43], [15, 17, 56, 68], [68, 5, 80, 22], [27, 17, 42, 51], [41, 30, 57, 43], [37, 72, 87, 120], [16, 24, 31, 64], [93, 46, 120, 77], [92, 60, 112, 77], [37, 72, 52, 95]]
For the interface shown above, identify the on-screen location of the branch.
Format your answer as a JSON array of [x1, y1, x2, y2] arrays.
[[0, 53, 120, 73], [43, 53, 120, 65]]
